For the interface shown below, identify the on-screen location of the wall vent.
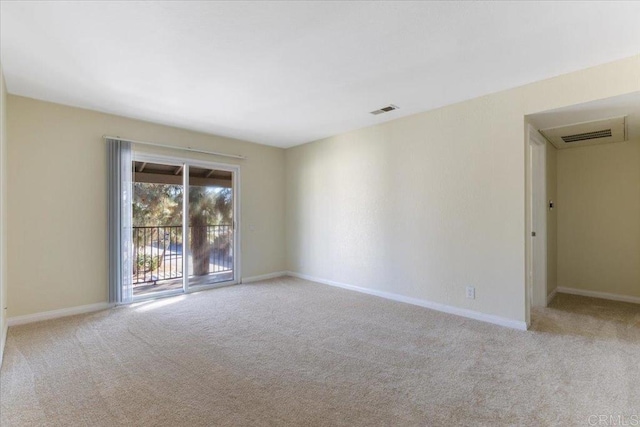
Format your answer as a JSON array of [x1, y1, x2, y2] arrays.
[[561, 129, 612, 143], [539, 116, 627, 149], [370, 104, 399, 115]]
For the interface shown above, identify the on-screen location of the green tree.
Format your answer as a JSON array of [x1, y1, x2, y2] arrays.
[[189, 186, 232, 276], [132, 183, 183, 227], [133, 182, 232, 277]]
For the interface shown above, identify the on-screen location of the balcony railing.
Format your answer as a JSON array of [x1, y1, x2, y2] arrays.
[[133, 224, 233, 285]]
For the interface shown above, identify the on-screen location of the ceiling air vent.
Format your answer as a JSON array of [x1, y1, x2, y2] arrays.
[[539, 116, 627, 149], [561, 129, 612, 143], [370, 104, 399, 115]]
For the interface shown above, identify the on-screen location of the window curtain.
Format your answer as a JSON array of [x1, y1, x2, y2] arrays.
[[107, 139, 133, 304]]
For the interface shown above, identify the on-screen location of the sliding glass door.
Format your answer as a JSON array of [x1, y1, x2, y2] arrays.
[[132, 160, 184, 298], [188, 167, 234, 288], [130, 155, 238, 300]]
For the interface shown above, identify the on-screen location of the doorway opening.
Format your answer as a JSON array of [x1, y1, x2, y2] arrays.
[[526, 91, 640, 327]]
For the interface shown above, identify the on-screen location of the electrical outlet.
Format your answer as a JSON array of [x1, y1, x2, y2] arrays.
[[465, 286, 475, 299]]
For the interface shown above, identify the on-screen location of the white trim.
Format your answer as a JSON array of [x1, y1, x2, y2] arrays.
[[7, 302, 112, 327], [525, 122, 549, 326], [525, 124, 533, 325], [529, 126, 547, 146], [242, 271, 287, 283], [233, 163, 242, 283], [183, 162, 190, 292], [556, 287, 640, 305], [286, 272, 528, 331], [127, 289, 184, 304], [0, 323, 7, 367], [547, 288, 558, 305], [530, 124, 547, 309]]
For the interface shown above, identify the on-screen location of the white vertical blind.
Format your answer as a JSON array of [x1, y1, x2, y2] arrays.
[[107, 138, 133, 304]]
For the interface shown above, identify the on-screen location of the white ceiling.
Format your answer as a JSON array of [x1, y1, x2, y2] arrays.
[[529, 91, 640, 142], [1, 2, 639, 148]]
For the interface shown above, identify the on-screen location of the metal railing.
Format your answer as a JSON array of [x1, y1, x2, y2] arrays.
[[132, 224, 233, 285]]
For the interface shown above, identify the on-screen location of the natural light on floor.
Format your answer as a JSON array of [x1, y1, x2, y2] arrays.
[[133, 295, 187, 312]]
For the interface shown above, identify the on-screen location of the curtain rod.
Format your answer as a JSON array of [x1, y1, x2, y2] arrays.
[[102, 135, 246, 160]]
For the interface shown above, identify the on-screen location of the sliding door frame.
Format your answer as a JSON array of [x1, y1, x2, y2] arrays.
[[185, 156, 241, 292], [131, 151, 241, 301]]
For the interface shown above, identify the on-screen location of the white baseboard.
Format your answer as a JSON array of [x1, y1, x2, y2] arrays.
[[0, 322, 7, 368], [6, 272, 288, 327], [241, 271, 287, 284], [547, 288, 558, 305], [7, 302, 112, 327], [286, 271, 527, 331], [5, 272, 534, 331], [556, 287, 640, 305]]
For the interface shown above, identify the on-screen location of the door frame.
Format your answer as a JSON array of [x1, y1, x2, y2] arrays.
[[131, 151, 241, 300], [525, 123, 548, 326]]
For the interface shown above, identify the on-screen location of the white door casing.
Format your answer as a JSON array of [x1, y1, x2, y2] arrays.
[[528, 125, 548, 314]]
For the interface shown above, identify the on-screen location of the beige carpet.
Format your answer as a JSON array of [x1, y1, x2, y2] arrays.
[[1, 277, 638, 426]]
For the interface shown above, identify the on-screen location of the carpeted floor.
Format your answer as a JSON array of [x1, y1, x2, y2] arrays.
[[1, 277, 638, 426]]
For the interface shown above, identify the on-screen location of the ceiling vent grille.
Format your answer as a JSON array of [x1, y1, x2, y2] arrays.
[[370, 104, 399, 115], [561, 129, 612, 143], [539, 116, 627, 149]]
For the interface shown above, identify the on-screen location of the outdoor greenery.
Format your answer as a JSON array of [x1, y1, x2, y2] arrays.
[[133, 183, 183, 228], [189, 185, 233, 275], [136, 253, 161, 273], [133, 182, 233, 277], [132, 182, 232, 227]]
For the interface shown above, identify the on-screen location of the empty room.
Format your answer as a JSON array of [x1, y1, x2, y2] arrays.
[[0, 2, 638, 426]]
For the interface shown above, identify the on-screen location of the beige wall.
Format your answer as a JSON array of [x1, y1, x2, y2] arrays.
[[7, 96, 286, 317], [4, 55, 640, 323], [557, 139, 640, 298], [0, 65, 8, 362], [546, 141, 558, 297], [286, 55, 640, 323]]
